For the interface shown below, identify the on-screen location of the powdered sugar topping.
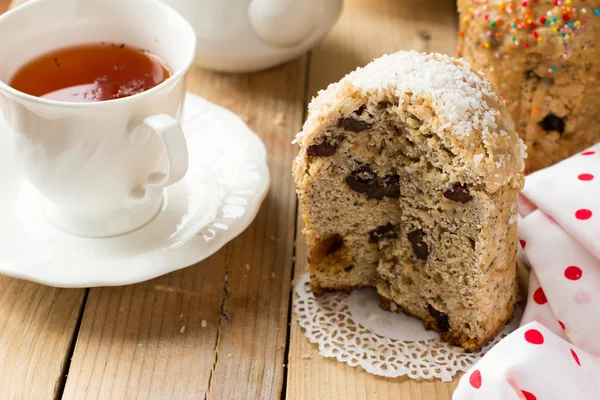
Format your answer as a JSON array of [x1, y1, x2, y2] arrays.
[[473, 153, 484, 168], [304, 52, 502, 141]]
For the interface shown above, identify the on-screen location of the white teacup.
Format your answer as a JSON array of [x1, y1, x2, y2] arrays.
[[0, 0, 197, 237]]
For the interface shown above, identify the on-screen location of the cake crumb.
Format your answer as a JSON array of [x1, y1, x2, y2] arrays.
[[245, 263, 251, 271], [301, 354, 312, 360], [473, 153, 484, 168], [273, 112, 285, 126], [227, 353, 233, 358], [367, 313, 379, 321], [180, 326, 186, 333], [201, 320, 207, 328]]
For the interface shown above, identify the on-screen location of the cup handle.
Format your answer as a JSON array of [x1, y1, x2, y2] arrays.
[[130, 114, 189, 201]]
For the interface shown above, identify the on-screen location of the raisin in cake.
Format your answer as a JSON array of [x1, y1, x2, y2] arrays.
[[458, 0, 600, 172], [293, 51, 526, 351]]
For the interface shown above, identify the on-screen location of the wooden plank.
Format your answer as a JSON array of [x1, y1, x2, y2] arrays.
[[306, 0, 460, 100], [0, 277, 86, 400], [201, 59, 306, 400], [62, 58, 307, 399], [62, 254, 226, 399], [287, 0, 461, 399]]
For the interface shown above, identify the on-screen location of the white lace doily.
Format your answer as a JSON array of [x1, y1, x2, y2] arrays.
[[294, 273, 521, 381]]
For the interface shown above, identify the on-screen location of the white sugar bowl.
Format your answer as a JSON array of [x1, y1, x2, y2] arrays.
[[161, 0, 342, 73]]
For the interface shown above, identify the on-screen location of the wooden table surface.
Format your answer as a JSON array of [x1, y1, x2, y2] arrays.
[[2, 0, 461, 398]]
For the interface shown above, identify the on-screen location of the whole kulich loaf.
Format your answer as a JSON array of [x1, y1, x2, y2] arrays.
[[458, 0, 600, 171], [293, 51, 526, 351]]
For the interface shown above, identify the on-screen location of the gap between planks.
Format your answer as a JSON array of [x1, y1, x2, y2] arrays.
[[205, 245, 229, 398], [279, 50, 313, 400], [54, 289, 90, 400]]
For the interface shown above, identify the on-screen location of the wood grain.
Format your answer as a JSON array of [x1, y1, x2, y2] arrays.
[[0, 277, 86, 400], [62, 256, 225, 399], [306, 0, 460, 100], [62, 59, 307, 399], [194, 57, 306, 400], [286, 0, 461, 399]]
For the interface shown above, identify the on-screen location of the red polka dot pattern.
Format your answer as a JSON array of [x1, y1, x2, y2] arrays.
[[533, 287, 547, 305], [521, 390, 537, 400], [469, 370, 482, 389], [575, 209, 593, 220], [524, 329, 544, 345], [514, 143, 599, 392], [571, 349, 581, 366], [564, 266, 583, 281]]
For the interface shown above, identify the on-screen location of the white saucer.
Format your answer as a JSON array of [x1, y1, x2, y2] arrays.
[[0, 93, 270, 288]]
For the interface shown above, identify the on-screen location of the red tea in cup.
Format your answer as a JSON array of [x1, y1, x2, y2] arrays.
[[9, 42, 171, 102]]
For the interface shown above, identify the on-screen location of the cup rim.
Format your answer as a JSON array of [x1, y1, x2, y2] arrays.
[[0, 0, 197, 108]]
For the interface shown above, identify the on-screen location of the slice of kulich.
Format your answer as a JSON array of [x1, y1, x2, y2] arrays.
[[293, 51, 526, 351], [458, 0, 600, 172]]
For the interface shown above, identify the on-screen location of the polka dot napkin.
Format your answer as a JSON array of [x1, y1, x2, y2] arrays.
[[454, 322, 600, 399], [454, 145, 600, 399]]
